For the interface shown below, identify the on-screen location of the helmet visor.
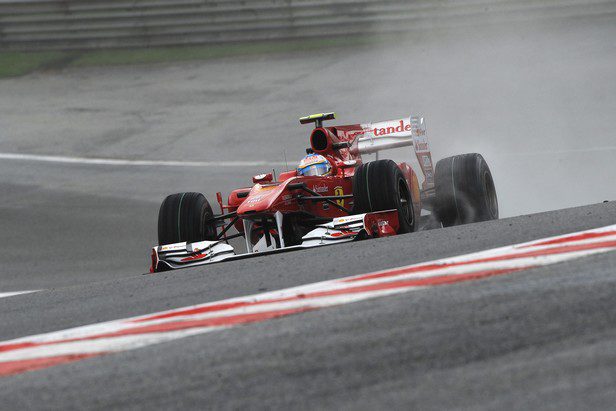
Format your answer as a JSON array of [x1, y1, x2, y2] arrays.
[[299, 162, 330, 176]]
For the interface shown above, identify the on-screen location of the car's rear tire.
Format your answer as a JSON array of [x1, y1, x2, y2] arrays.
[[158, 192, 217, 245], [352, 159, 415, 234], [434, 153, 498, 227]]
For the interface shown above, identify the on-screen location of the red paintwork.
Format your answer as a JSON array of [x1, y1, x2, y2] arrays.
[[278, 170, 297, 181], [363, 210, 400, 237], [219, 121, 422, 232], [226, 188, 250, 231], [149, 249, 158, 273], [236, 176, 353, 218]]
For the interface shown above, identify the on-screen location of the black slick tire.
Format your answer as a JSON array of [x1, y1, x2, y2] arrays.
[[434, 153, 498, 227], [158, 192, 217, 245], [352, 159, 415, 234]]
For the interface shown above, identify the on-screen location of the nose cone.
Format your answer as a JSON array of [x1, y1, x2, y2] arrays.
[[237, 184, 284, 215]]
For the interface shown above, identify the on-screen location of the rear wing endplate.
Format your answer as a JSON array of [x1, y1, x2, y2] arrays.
[[357, 116, 434, 189]]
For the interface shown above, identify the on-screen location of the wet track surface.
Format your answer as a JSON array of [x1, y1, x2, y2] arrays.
[[1, 9, 616, 410], [2, 16, 616, 292], [1, 202, 616, 409]]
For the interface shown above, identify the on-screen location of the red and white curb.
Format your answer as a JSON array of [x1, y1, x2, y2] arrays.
[[1, 224, 616, 377]]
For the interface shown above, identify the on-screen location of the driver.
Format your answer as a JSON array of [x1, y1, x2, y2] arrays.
[[297, 154, 332, 176]]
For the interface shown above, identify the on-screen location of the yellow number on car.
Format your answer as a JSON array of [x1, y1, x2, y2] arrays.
[[334, 186, 344, 207]]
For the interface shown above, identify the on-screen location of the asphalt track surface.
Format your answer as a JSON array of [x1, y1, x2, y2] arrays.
[[1, 7, 616, 410], [2, 15, 616, 290], [1, 202, 616, 409]]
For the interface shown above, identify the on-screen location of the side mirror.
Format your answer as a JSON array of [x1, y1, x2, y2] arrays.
[[253, 173, 273, 184]]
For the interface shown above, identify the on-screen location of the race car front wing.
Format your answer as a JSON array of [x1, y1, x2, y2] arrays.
[[150, 210, 399, 272]]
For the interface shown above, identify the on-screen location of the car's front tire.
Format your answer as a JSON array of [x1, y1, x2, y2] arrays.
[[158, 192, 217, 245]]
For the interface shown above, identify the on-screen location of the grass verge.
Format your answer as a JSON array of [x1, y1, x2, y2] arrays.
[[0, 51, 70, 78], [0, 35, 397, 79]]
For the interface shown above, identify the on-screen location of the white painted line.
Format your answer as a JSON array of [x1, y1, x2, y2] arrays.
[[0, 291, 38, 299], [500, 146, 616, 157], [0, 153, 287, 168]]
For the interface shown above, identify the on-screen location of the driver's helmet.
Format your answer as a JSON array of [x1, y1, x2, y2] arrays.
[[297, 154, 332, 176]]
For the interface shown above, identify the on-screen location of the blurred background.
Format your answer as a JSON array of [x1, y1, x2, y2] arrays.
[[0, 0, 614, 289]]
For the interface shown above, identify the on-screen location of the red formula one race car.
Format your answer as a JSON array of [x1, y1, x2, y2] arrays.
[[151, 113, 498, 272]]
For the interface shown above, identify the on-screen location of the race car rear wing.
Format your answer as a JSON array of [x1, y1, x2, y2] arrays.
[[357, 116, 434, 189]]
